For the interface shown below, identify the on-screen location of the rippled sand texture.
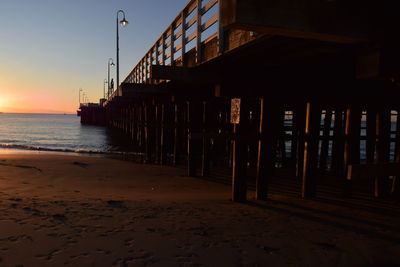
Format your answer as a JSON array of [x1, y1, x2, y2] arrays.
[[1, 153, 400, 266]]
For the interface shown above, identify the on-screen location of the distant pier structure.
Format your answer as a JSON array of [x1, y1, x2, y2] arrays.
[[81, 0, 400, 201]]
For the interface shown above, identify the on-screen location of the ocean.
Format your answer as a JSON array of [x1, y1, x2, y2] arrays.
[[0, 113, 397, 165], [0, 113, 129, 155]]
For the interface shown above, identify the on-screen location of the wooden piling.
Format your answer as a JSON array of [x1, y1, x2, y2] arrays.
[[172, 102, 179, 165], [291, 109, 299, 171], [343, 105, 361, 196], [256, 99, 280, 200], [149, 101, 157, 163], [366, 108, 377, 164], [201, 101, 210, 177], [138, 104, 144, 155], [331, 108, 345, 175], [375, 109, 391, 197], [232, 98, 249, 202], [159, 103, 166, 165], [155, 102, 161, 164], [319, 109, 332, 170], [301, 102, 320, 198], [278, 110, 287, 168], [187, 100, 202, 176], [295, 105, 307, 178], [392, 111, 400, 197]]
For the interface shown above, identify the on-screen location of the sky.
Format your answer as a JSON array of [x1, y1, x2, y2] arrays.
[[0, 0, 188, 114]]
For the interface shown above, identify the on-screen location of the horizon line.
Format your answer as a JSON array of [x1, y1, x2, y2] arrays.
[[0, 111, 75, 115]]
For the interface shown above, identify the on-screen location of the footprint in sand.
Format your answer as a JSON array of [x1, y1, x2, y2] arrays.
[[69, 252, 89, 260], [8, 197, 22, 202], [22, 207, 41, 215], [95, 248, 111, 255], [261, 246, 281, 254], [112, 252, 156, 266], [0, 162, 42, 172], [124, 238, 135, 247], [35, 248, 62, 261], [175, 253, 198, 265], [107, 200, 126, 209], [314, 242, 341, 251], [17, 164, 42, 171], [52, 214, 67, 223], [72, 161, 89, 168]]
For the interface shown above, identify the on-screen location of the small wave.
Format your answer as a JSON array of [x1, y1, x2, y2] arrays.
[[0, 143, 142, 157]]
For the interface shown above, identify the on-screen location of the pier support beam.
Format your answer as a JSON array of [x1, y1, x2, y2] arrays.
[[232, 98, 249, 202], [172, 101, 180, 165], [392, 111, 400, 198], [295, 105, 306, 178], [256, 99, 280, 200], [159, 103, 166, 165], [366, 108, 377, 164], [201, 101, 210, 177], [319, 109, 332, 170], [301, 102, 320, 199], [344, 105, 361, 196], [375, 109, 391, 197], [187, 100, 202, 177], [331, 108, 345, 175]]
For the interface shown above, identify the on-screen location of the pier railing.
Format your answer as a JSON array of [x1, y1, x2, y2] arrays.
[[123, 0, 221, 85]]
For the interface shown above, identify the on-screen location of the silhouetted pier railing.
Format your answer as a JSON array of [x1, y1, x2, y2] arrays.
[[106, 0, 222, 101], [124, 0, 221, 84]]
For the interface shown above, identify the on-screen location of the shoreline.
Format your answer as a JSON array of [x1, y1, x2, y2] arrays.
[[0, 147, 143, 160], [1, 152, 400, 266]]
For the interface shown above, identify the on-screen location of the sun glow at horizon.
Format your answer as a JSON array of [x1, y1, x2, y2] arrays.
[[0, 86, 77, 114], [0, 97, 6, 109]]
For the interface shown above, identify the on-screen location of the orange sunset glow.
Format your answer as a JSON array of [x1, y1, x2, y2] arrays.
[[0, 87, 76, 114], [0, 66, 79, 114]]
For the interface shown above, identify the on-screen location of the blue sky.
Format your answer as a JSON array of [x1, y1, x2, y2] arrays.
[[0, 0, 188, 113]]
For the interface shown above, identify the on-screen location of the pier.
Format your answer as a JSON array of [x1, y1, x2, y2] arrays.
[[81, 0, 400, 201]]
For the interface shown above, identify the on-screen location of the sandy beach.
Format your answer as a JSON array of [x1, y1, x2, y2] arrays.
[[1, 152, 400, 266]]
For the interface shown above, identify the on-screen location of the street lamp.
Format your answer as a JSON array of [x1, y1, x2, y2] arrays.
[[79, 88, 83, 105], [108, 58, 115, 98], [116, 10, 129, 96], [103, 79, 108, 99]]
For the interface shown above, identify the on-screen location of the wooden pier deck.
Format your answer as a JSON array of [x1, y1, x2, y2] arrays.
[[81, 0, 400, 203]]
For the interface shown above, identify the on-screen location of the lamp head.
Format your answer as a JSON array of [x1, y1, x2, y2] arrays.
[[120, 18, 129, 26], [111, 62, 115, 66]]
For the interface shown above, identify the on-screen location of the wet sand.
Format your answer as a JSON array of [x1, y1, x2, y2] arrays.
[[1, 153, 400, 266]]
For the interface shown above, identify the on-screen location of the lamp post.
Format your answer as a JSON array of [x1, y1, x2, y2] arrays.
[[103, 79, 108, 99], [108, 58, 115, 98], [116, 10, 129, 96], [79, 88, 82, 104]]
